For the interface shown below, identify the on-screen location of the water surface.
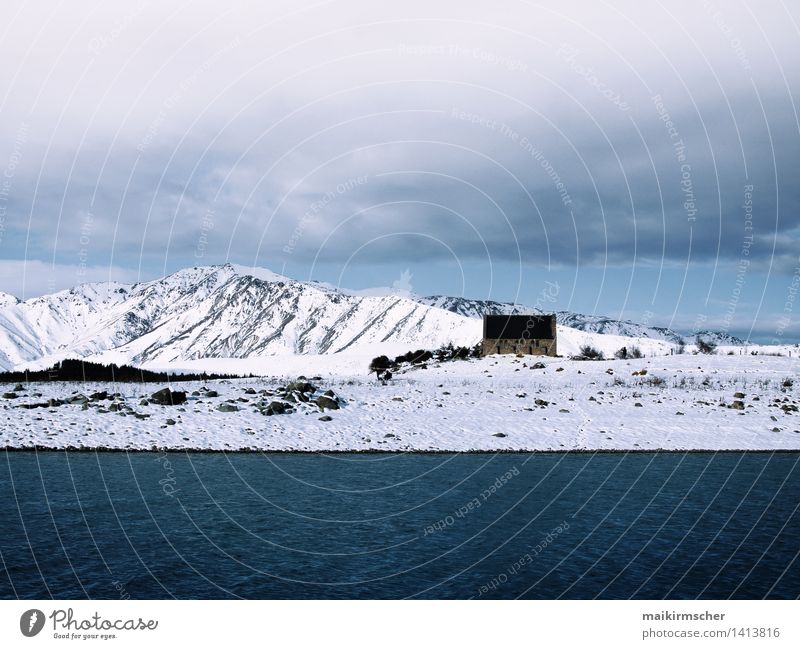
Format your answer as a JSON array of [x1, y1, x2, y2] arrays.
[[0, 451, 798, 598]]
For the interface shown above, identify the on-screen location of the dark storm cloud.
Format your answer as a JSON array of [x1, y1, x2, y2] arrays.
[[0, 0, 797, 287]]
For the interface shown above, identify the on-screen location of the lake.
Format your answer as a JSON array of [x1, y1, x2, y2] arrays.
[[0, 451, 798, 599]]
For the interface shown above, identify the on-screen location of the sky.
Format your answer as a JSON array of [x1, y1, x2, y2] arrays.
[[0, 0, 798, 342]]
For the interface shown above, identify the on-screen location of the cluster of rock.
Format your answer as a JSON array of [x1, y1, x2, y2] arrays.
[[3, 377, 344, 425]]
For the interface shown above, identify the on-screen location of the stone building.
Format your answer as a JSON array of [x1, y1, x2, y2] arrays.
[[481, 314, 557, 357]]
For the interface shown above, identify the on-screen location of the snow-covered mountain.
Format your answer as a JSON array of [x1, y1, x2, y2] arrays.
[[419, 296, 746, 346], [0, 292, 19, 309], [0, 264, 479, 371], [0, 264, 748, 372]]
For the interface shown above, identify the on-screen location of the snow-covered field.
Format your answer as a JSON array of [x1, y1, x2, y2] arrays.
[[2, 353, 798, 452]]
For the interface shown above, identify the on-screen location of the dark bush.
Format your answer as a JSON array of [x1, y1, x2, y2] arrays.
[[696, 336, 717, 354], [577, 344, 604, 360], [0, 359, 240, 384], [369, 355, 392, 377]]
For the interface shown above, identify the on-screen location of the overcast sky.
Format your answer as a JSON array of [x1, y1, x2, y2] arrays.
[[0, 0, 798, 341]]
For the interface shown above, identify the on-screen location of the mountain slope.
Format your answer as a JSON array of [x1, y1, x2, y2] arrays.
[[0, 265, 480, 370], [0, 264, 750, 372], [419, 295, 745, 345]]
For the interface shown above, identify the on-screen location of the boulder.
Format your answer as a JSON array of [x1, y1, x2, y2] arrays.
[[2, 392, 18, 399], [90, 391, 109, 401], [13, 383, 24, 391], [217, 403, 239, 413], [150, 388, 187, 406], [285, 381, 316, 394], [266, 401, 289, 415], [318, 415, 333, 422], [731, 400, 745, 410], [316, 395, 340, 410]]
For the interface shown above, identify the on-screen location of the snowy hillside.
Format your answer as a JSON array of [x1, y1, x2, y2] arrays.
[[419, 295, 743, 346], [0, 264, 479, 371], [0, 264, 755, 372]]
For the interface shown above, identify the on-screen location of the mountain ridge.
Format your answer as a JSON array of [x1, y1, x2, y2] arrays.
[[0, 263, 746, 371]]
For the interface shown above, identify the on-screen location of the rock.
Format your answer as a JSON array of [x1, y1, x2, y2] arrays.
[[166, 419, 176, 425], [265, 401, 289, 415], [2, 392, 18, 399], [559, 408, 570, 413], [108, 403, 122, 412], [150, 388, 187, 406], [323, 389, 336, 397], [318, 415, 333, 422], [139, 399, 149, 406], [534, 399, 549, 407], [47, 398, 63, 407], [134, 413, 150, 419], [191, 391, 201, 396], [531, 362, 546, 369], [205, 390, 219, 398], [244, 388, 256, 394], [217, 403, 239, 412], [316, 395, 340, 410], [391, 396, 403, 402], [492, 432, 507, 438], [67, 394, 88, 404], [13, 384, 24, 391], [384, 433, 397, 438], [90, 391, 109, 401], [556, 367, 564, 372], [733, 392, 746, 399], [285, 381, 315, 394], [634, 402, 643, 407], [731, 400, 745, 410]]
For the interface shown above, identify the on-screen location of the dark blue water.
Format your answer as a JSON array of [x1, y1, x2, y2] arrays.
[[0, 451, 798, 599]]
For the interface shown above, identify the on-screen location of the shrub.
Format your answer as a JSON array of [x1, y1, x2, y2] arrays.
[[369, 355, 392, 377], [578, 344, 604, 360], [615, 345, 643, 360], [696, 336, 717, 354]]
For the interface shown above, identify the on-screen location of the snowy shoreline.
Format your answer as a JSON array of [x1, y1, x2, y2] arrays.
[[2, 353, 798, 452]]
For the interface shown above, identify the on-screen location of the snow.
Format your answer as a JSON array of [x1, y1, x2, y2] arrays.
[[1, 262, 797, 452], [2, 353, 798, 452]]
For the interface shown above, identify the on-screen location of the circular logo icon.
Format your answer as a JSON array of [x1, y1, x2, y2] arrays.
[[20, 609, 45, 637]]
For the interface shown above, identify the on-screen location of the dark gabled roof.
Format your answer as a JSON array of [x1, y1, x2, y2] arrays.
[[483, 314, 555, 340]]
